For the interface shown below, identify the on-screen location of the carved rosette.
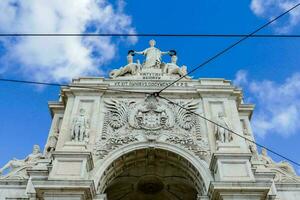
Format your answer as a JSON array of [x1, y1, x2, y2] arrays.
[[93, 96, 210, 160]]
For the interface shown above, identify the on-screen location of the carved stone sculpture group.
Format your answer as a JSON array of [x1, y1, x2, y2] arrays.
[[1, 40, 299, 189], [109, 39, 188, 78], [94, 95, 210, 160]]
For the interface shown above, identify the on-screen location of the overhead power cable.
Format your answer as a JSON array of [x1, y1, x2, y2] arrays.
[[157, 94, 300, 167], [0, 78, 152, 95], [1, 76, 300, 167], [156, 2, 300, 94], [1, 33, 300, 38]]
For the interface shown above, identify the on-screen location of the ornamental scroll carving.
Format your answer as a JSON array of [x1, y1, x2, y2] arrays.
[[93, 96, 210, 160]]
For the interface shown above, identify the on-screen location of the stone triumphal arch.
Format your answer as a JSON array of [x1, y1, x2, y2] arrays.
[[1, 40, 300, 200]]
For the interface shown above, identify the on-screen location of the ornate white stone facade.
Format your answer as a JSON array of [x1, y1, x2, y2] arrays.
[[1, 40, 300, 200]]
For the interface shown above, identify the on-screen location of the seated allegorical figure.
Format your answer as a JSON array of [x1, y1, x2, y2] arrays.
[[109, 53, 141, 78], [0, 145, 43, 179], [164, 55, 188, 77], [260, 148, 297, 176]]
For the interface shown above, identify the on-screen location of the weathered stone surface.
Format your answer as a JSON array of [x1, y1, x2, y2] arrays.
[[1, 40, 300, 199]]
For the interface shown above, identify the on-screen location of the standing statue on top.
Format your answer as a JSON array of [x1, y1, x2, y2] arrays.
[[214, 112, 233, 144], [134, 39, 170, 69], [109, 40, 191, 78]]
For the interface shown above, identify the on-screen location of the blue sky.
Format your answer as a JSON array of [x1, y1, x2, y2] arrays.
[[1, 0, 300, 172]]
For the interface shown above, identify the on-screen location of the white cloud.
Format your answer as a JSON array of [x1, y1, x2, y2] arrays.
[[234, 70, 300, 137], [250, 0, 300, 33], [0, 0, 136, 82], [233, 70, 248, 86]]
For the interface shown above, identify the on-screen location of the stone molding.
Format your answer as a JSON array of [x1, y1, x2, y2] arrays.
[[32, 179, 96, 200], [208, 181, 272, 200]]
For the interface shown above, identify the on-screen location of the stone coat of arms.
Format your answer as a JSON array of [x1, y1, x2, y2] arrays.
[[94, 95, 210, 161], [128, 95, 174, 131]]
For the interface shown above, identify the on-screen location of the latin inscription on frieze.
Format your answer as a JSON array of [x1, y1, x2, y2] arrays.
[[113, 80, 189, 88]]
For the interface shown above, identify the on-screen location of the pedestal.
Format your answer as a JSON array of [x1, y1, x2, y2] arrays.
[[49, 142, 93, 180], [208, 182, 272, 200], [32, 180, 96, 200], [210, 152, 254, 182]]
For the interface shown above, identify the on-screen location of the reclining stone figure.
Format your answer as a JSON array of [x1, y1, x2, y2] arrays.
[[110, 54, 141, 78], [0, 145, 43, 179], [260, 148, 297, 176], [164, 55, 188, 77]]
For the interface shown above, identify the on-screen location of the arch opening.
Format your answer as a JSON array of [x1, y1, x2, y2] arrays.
[[99, 148, 205, 200]]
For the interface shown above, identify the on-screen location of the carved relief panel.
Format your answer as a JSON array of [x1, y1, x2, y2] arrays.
[[68, 98, 101, 145], [207, 101, 235, 146], [93, 95, 210, 161]]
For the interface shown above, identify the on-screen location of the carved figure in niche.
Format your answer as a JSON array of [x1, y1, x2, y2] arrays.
[[164, 55, 188, 77], [45, 128, 59, 157], [134, 39, 170, 69], [71, 108, 89, 142], [214, 112, 233, 143], [0, 145, 43, 179], [109, 53, 141, 78], [260, 148, 296, 176]]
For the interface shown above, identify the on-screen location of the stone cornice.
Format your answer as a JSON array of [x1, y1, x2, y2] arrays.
[[238, 104, 255, 119], [48, 101, 65, 118]]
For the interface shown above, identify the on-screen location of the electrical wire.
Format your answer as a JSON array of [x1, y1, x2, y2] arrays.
[[156, 2, 300, 94], [158, 94, 300, 167], [1, 33, 300, 38], [0, 78, 152, 95], [1, 76, 300, 167]]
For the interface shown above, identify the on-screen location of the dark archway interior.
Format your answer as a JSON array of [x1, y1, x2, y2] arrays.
[[101, 148, 203, 200]]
